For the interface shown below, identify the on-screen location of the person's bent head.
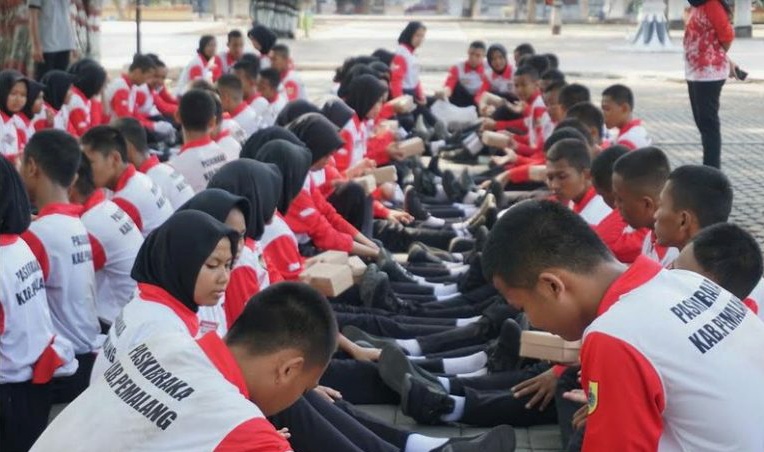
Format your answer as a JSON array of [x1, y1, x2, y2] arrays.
[[601, 83, 634, 129], [591, 145, 629, 208], [673, 223, 762, 301], [287, 113, 344, 171], [554, 118, 595, 149], [112, 117, 150, 166], [21, 129, 81, 204], [513, 66, 540, 102], [467, 41, 486, 68], [513, 43, 535, 65], [483, 200, 616, 340], [558, 83, 590, 116], [257, 68, 281, 101], [81, 125, 129, 190], [270, 43, 291, 74], [179, 89, 216, 134], [227, 29, 245, 60], [542, 81, 566, 123], [612, 147, 670, 230], [217, 73, 244, 112], [566, 102, 605, 145], [225, 282, 338, 416], [546, 138, 592, 203], [69, 155, 97, 205], [654, 165, 732, 250], [128, 54, 156, 86]]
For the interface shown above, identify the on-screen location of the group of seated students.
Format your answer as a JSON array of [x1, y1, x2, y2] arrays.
[[1, 18, 763, 452]]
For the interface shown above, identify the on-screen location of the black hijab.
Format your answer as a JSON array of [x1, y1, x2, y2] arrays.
[[251, 139, 312, 214], [369, 61, 391, 81], [276, 99, 320, 127], [372, 48, 395, 66], [287, 113, 344, 164], [177, 188, 251, 228], [0, 69, 25, 117], [22, 78, 45, 119], [69, 58, 107, 99], [130, 210, 239, 313], [337, 64, 375, 99], [345, 74, 388, 119], [321, 98, 354, 128], [398, 21, 425, 46], [240, 126, 305, 160], [207, 160, 283, 241], [248, 25, 277, 54], [487, 44, 508, 73], [41, 70, 75, 111], [0, 156, 31, 234]]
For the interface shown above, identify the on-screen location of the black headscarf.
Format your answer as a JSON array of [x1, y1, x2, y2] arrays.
[[371, 48, 395, 66], [345, 74, 388, 119], [337, 64, 375, 99], [334, 56, 377, 84], [68, 58, 107, 99], [247, 24, 277, 54], [487, 44, 508, 73], [41, 70, 76, 111], [22, 78, 45, 119], [0, 156, 31, 234], [251, 139, 312, 214], [177, 188, 251, 227], [276, 99, 320, 127], [287, 113, 344, 164], [207, 160, 283, 241], [369, 61, 391, 81], [398, 21, 425, 46], [130, 210, 240, 313], [0, 69, 25, 117], [240, 126, 305, 160], [321, 98, 354, 128]]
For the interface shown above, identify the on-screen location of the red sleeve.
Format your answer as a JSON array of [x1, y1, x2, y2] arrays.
[[88, 233, 106, 271], [366, 131, 393, 166], [319, 164, 344, 198], [743, 298, 758, 314], [90, 99, 104, 126], [111, 89, 154, 129], [616, 138, 638, 151], [284, 80, 299, 102], [264, 254, 284, 284], [552, 365, 568, 378], [444, 66, 459, 91], [263, 236, 305, 281], [225, 266, 260, 326], [706, 0, 734, 44], [594, 213, 649, 264], [389, 55, 406, 99], [20, 230, 50, 281], [581, 332, 664, 452], [495, 118, 527, 133], [189, 65, 204, 82], [283, 191, 354, 253], [514, 139, 543, 158], [160, 89, 178, 105], [372, 200, 390, 219], [112, 197, 143, 232], [212, 56, 223, 82], [33, 116, 49, 132], [215, 417, 292, 452], [311, 186, 359, 237], [153, 91, 178, 116], [335, 129, 354, 173], [68, 107, 89, 137], [378, 102, 395, 120]]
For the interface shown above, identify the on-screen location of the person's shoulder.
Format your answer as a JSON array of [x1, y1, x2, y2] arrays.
[[216, 417, 292, 452]]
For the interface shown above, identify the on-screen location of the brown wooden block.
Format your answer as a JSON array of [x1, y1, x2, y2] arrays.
[[300, 263, 354, 297], [371, 166, 397, 184], [482, 131, 511, 148], [398, 137, 425, 157], [519, 331, 581, 363]]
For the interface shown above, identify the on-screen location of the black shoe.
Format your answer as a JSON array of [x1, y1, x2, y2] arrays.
[[342, 325, 403, 351], [489, 180, 507, 210], [413, 167, 438, 197], [465, 194, 496, 233], [404, 186, 431, 221], [359, 264, 399, 312], [440, 149, 479, 165], [379, 345, 442, 395], [449, 237, 476, 254], [408, 243, 444, 265], [473, 225, 489, 252], [401, 373, 454, 425], [486, 318, 522, 373], [410, 241, 460, 263], [441, 170, 459, 203], [434, 425, 516, 452], [427, 154, 442, 177], [458, 169, 475, 196], [378, 249, 419, 284]]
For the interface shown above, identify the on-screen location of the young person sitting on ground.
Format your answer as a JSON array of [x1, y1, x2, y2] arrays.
[[271, 43, 306, 101], [438, 41, 491, 108], [601, 83, 651, 150], [251, 68, 288, 128], [219, 29, 245, 75]]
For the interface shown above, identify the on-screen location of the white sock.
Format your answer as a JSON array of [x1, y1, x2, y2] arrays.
[[393, 184, 405, 203], [462, 191, 480, 204], [455, 316, 481, 327], [396, 338, 423, 356], [440, 395, 466, 422], [429, 140, 446, 155], [436, 293, 462, 302], [457, 367, 488, 378], [437, 376, 451, 393], [450, 221, 467, 231], [448, 265, 470, 276], [421, 216, 446, 228], [431, 283, 459, 297], [442, 351, 488, 375], [451, 252, 464, 261], [404, 434, 449, 452], [454, 203, 478, 216]]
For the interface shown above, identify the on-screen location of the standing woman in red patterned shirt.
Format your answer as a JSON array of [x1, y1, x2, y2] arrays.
[[683, 0, 734, 169]]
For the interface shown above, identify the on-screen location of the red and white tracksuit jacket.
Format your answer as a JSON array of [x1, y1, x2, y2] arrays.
[[1, 110, 21, 163], [218, 50, 239, 75], [103, 75, 156, 130], [230, 101, 263, 138], [137, 155, 195, 211], [66, 86, 94, 138], [250, 93, 287, 128], [488, 65, 514, 95], [11, 113, 34, 157], [111, 165, 173, 238], [215, 128, 243, 162], [280, 69, 307, 101], [444, 61, 491, 104], [593, 209, 649, 264], [571, 187, 612, 227], [175, 52, 223, 96], [261, 213, 305, 282], [390, 44, 424, 100], [169, 136, 228, 193], [152, 87, 178, 117], [224, 238, 275, 326], [642, 231, 680, 268], [614, 118, 652, 150]]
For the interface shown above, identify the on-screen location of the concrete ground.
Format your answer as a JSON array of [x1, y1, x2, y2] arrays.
[[92, 17, 764, 451]]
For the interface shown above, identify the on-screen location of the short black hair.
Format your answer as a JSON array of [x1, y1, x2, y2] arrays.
[[547, 138, 591, 171], [602, 84, 635, 110], [179, 89, 216, 132], [690, 223, 763, 300], [112, 117, 149, 154], [543, 126, 588, 153], [259, 68, 281, 89], [129, 54, 156, 72], [543, 53, 559, 70], [81, 125, 129, 163], [525, 55, 550, 77], [227, 29, 243, 41], [469, 40, 486, 50], [73, 153, 96, 199], [233, 54, 261, 80], [271, 43, 290, 58], [24, 130, 81, 187], [225, 282, 338, 367], [591, 145, 629, 192], [217, 73, 243, 101], [541, 68, 565, 83], [566, 102, 604, 136], [514, 43, 535, 57], [559, 83, 591, 112], [613, 146, 671, 195], [145, 53, 166, 68], [554, 118, 594, 147], [667, 165, 733, 228], [515, 65, 540, 81], [544, 80, 567, 95], [483, 200, 613, 288], [189, 78, 217, 93]]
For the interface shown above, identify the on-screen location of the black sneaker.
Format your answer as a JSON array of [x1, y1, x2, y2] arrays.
[[440, 149, 479, 165], [441, 170, 459, 202], [465, 194, 495, 232], [458, 169, 476, 196], [489, 180, 508, 210], [434, 425, 516, 452], [473, 225, 489, 253], [342, 325, 403, 351], [378, 249, 419, 284], [359, 264, 399, 312], [408, 243, 444, 265], [427, 154, 442, 177], [486, 318, 522, 373], [449, 237, 476, 254], [404, 186, 431, 222], [379, 345, 442, 395], [401, 373, 454, 425], [413, 168, 437, 197]]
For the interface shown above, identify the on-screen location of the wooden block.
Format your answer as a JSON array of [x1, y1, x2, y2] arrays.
[[300, 263, 354, 297], [482, 131, 511, 148], [371, 166, 397, 184], [348, 256, 367, 283], [353, 174, 377, 195], [398, 137, 425, 158], [313, 250, 349, 265], [391, 95, 415, 112], [381, 120, 399, 131], [519, 331, 581, 363]]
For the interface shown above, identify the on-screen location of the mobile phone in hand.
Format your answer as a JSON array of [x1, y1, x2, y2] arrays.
[[734, 67, 748, 81]]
